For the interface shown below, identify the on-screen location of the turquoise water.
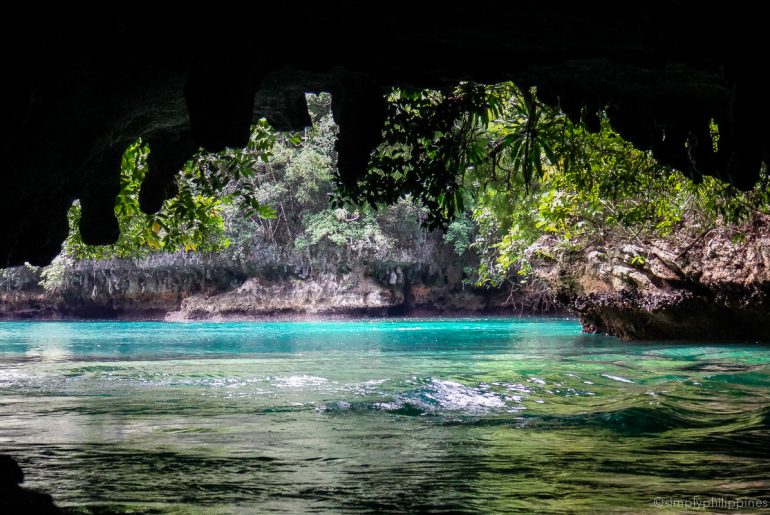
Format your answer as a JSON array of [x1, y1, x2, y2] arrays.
[[1, 319, 769, 513]]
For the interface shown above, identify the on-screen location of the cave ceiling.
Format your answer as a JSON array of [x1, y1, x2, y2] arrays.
[[2, 3, 766, 266]]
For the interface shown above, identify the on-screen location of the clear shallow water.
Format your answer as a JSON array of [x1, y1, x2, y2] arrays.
[[1, 319, 769, 513]]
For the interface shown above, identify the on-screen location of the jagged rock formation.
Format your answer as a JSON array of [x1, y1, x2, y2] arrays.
[[0, 260, 519, 320], [167, 263, 514, 320], [168, 274, 400, 320], [530, 216, 770, 340], [0, 259, 247, 319], [3, 4, 770, 266]]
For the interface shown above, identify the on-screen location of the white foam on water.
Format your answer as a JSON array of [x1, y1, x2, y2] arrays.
[[274, 375, 329, 388], [601, 374, 634, 383]]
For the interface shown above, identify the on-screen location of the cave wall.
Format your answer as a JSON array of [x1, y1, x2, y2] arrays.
[[3, 4, 769, 266]]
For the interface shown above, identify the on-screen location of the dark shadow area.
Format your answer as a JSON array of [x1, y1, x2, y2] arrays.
[[0, 455, 61, 514]]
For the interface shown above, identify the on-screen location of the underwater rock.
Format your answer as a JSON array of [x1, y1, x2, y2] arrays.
[[0, 455, 62, 515]]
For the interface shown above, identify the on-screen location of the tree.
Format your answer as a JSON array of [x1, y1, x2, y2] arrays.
[[64, 123, 277, 260]]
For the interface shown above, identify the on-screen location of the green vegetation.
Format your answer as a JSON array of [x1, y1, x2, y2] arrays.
[[464, 88, 770, 287], [21, 87, 770, 297], [339, 83, 770, 288], [213, 94, 438, 267], [64, 121, 277, 260], [57, 94, 439, 273]]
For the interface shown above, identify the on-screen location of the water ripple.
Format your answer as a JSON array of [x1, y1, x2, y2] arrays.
[[1, 319, 770, 513]]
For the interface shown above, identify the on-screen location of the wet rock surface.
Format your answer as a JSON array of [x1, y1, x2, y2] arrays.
[[0, 259, 247, 320], [530, 216, 770, 340], [168, 262, 522, 320], [0, 260, 520, 320]]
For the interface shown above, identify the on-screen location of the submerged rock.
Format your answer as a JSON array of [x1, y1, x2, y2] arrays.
[[530, 216, 770, 340], [0, 455, 62, 514]]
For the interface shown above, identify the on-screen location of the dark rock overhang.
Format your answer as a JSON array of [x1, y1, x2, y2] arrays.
[[2, 3, 767, 266]]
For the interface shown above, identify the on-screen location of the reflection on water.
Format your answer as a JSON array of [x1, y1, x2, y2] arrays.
[[1, 319, 769, 513], [22, 322, 75, 363]]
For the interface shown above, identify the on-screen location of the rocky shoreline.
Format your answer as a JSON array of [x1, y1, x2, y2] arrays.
[[0, 259, 545, 321], [11, 214, 769, 340], [529, 215, 770, 341]]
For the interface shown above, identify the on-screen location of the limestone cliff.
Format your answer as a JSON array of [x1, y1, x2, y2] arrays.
[[0, 259, 245, 319], [0, 259, 517, 320], [167, 262, 519, 320], [529, 216, 770, 340]]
